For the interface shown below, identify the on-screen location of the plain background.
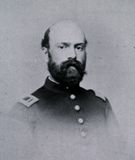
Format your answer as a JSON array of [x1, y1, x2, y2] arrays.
[[0, 0, 135, 157]]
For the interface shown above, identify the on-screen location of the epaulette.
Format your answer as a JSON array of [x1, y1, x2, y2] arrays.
[[19, 95, 39, 108], [94, 90, 106, 101]]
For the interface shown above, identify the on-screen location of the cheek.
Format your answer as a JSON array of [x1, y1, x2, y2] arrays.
[[77, 52, 86, 63], [49, 49, 68, 64]]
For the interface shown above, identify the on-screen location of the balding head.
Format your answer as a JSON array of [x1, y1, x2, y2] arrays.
[[41, 20, 87, 49]]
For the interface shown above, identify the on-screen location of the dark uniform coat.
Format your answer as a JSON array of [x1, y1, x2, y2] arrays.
[[0, 77, 127, 160]]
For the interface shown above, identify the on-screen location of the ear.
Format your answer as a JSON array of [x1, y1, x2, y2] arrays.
[[41, 47, 48, 54], [41, 48, 49, 63]]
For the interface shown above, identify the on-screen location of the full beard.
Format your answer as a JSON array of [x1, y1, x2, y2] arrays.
[[48, 57, 86, 88]]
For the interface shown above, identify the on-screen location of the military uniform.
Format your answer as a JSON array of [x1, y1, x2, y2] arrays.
[[0, 77, 127, 160]]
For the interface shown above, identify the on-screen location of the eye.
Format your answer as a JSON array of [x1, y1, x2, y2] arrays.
[[58, 45, 64, 49], [76, 45, 84, 51], [58, 44, 67, 49]]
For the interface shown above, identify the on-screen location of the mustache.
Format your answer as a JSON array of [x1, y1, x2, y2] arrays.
[[60, 58, 86, 74]]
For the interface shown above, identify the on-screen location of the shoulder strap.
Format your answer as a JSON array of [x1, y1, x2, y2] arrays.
[[94, 90, 106, 101], [19, 95, 39, 108]]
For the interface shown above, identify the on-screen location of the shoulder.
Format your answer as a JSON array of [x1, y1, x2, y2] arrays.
[[80, 87, 112, 111], [79, 86, 110, 104], [8, 84, 60, 122], [86, 89, 119, 125], [89, 90, 117, 121], [18, 94, 39, 108], [86, 89, 108, 102], [93, 90, 107, 101], [86, 89, 113, 114], [8, 94, 40, 123]]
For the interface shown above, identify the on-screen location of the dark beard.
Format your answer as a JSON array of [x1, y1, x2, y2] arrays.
[[48, 57, 86, 88]]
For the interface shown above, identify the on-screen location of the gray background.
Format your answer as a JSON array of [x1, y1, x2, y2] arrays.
[[0, 0, 135, 157]]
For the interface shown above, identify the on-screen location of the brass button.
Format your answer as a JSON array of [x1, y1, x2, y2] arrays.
[[78, 118, 84, 124], [70, 94, 76, 100], [74, 105, 80, 111]]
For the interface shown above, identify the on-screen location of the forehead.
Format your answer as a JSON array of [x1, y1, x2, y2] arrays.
[[49, 22, 85, 44]]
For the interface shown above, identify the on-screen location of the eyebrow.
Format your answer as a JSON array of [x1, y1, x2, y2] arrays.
[[59, 42, 70, 46], [56, 42, 86, 46], [75, 43, 86, 46], [74, 43, 86, 48], [55, 43, 69, 47]]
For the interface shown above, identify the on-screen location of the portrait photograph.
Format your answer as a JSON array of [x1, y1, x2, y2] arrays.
[[0, 0, 134, 159]]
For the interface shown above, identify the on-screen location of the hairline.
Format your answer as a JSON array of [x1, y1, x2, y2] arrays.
[[41, 26, 88, 49]]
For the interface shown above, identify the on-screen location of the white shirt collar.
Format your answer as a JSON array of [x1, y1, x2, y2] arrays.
[[48, 75, 59, 84]]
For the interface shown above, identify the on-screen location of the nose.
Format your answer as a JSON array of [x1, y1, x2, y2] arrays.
[[68, 47, 76, 59]]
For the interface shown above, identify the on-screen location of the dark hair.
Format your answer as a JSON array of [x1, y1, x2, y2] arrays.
[[84, 38, 88, 46], [41, 27, 50, 49], [41, 27, 88, 49]]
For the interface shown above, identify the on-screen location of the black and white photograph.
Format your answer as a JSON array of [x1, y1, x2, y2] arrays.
[[0, 0, 134, 159]]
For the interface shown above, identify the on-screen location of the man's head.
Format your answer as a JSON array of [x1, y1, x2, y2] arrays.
[[41, 20, 87, 88]]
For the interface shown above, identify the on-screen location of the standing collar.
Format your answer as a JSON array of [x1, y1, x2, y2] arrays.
[[43, 76, 80, 93]]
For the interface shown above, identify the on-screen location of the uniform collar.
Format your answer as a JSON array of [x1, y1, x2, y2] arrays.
[[44, 76, 80, 94]]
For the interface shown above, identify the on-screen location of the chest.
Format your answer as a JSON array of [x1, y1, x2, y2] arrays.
[[27, 93, 114, 160], [29, 110, 110, 160]]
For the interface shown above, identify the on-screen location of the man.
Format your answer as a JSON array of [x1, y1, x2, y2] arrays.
[[0, 20, 127, 160]]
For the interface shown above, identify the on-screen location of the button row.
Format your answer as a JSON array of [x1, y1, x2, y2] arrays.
[[70, 94, 84, 125], [69, 93, 87, 137], [70, 94, 80, 111]]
